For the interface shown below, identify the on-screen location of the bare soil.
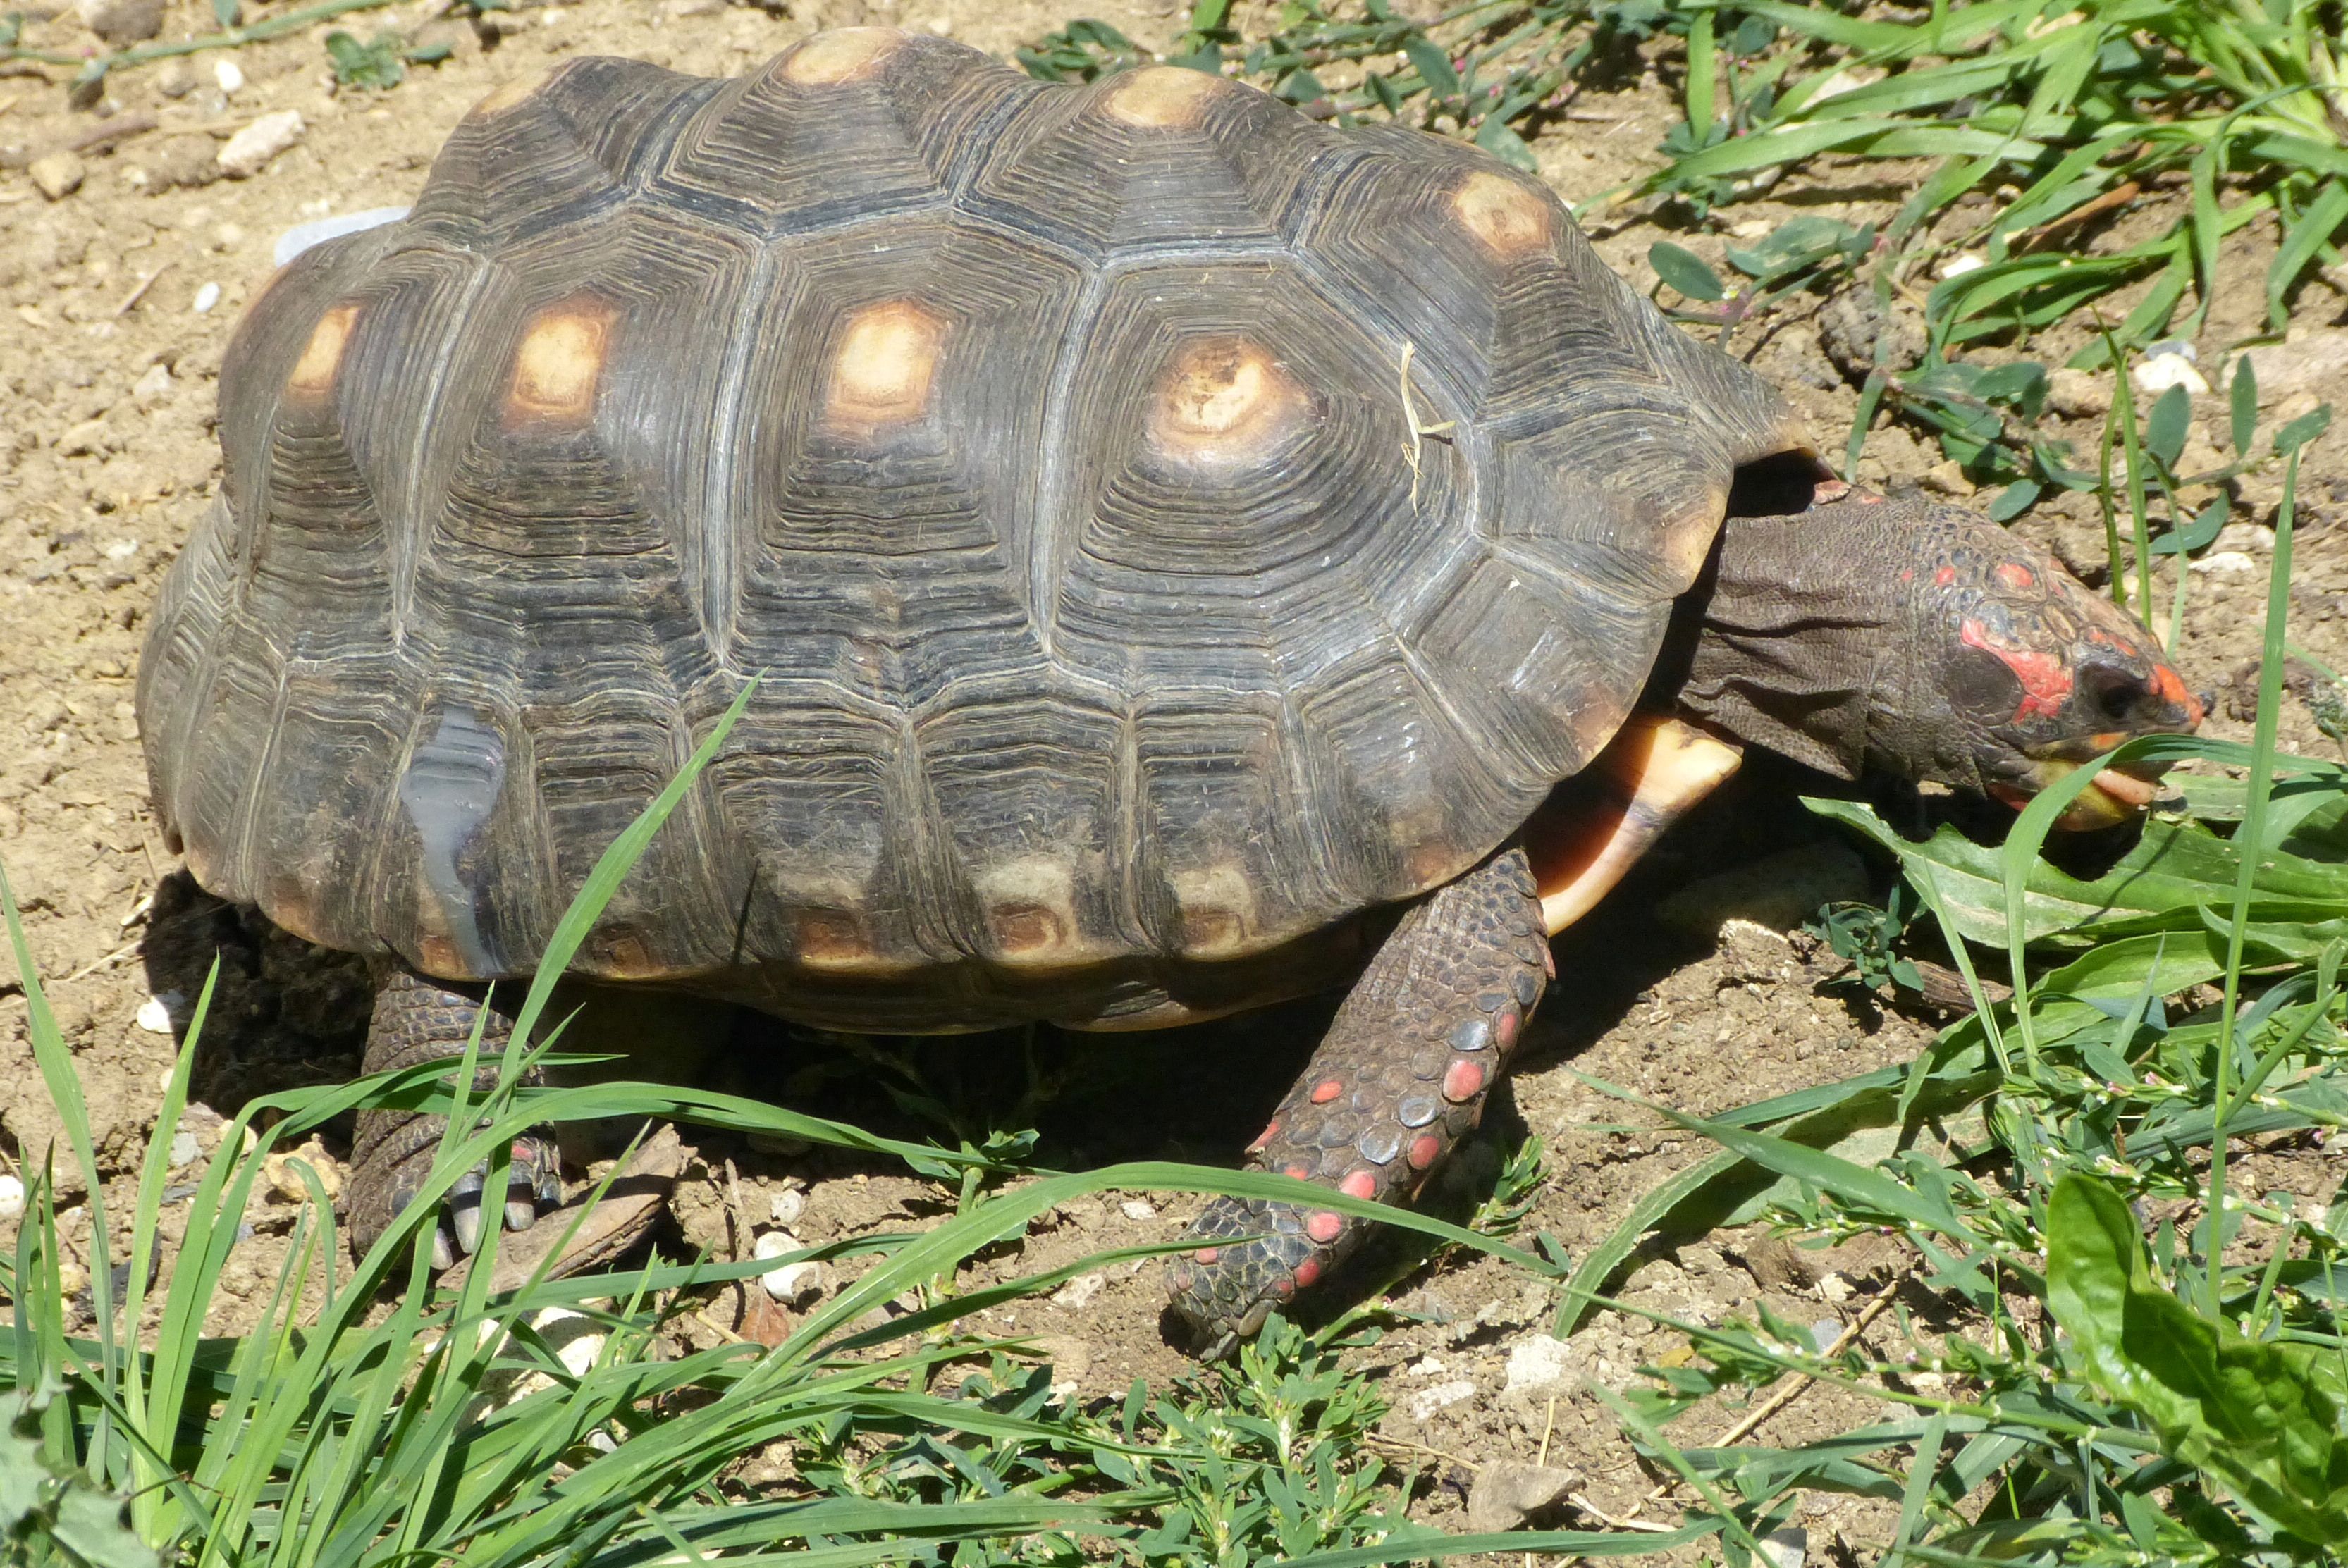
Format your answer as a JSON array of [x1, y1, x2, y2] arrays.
[[4, 0, 2347, 1553]]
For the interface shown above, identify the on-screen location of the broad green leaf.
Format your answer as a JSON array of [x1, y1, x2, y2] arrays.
[[2145, 383, 2190, 470], [2230, 354, 2259, 455], [1648, 242, 1724, 302]]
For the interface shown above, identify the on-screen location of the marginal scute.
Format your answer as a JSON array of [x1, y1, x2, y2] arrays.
[[1171, 863, 1258, 957], [824, 298, 947, 432], [976, 856, 1086, 965], [1146, 337, 1305, 461], [776, 26, 904, 85], [504, 296, 618, 427], [1451, 170, 1550, 258], [1101, 65, 1224, 128], [286, 303, 359, 400]]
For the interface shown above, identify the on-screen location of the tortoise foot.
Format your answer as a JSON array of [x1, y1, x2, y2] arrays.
[[1165, 844, 1547, 1352], [345, 968, 565, 1267]]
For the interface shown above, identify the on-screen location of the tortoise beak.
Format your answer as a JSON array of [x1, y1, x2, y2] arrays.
[[1988, 746, 2173, 831]]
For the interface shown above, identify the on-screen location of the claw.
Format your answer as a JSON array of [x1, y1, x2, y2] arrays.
[[431, 1225, 457, 1271], [505, 1197, 537, 1233], [450, 1187, 486, 1257]]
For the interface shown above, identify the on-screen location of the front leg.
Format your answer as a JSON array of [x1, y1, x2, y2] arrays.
[[345, 968, 565, 1268], [1166, 845, 1549, 1349]]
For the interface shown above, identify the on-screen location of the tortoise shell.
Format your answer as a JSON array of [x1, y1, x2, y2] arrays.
[[137, 28, 1807, 1030]]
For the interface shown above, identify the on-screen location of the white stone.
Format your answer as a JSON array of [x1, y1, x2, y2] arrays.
[[754, 1230, 824, 1304], [216, 111, 305, 179], [1119, 1198, 1157, 1221], [1936, 252, 1986, 279], [135, 994, 179, 1034], [1407, 1355, 1447, 1376], [2213, 521, 2273, 552], [1759, 1526, 1807, 1568], [768, 1187, 805, 1226], [213, 56, 245, 94], [0, 1175, 23, 1223], [130, 363, 171, 408], [102, 536, 140, 560], [1404, 1379, 1479, 1421], [2190, 550, 2257, 576], [2132, 351, 2209, 397], [1504, 1333, 1575, 1394], [272, 206, 408, 268], [192, 282, 221, 314], [168, 1130, 199, 1167], [1050, 1271, 1107, 1309]]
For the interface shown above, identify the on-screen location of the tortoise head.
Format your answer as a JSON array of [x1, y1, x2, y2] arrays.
[[1881, 510, 2205, 827], [1672, 483, 2204, 829]]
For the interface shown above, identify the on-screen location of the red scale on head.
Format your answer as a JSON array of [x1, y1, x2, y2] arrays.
[[1995, 562, 2036, 591], [1961, 617, 2073, 721], [1934, 564, 1957, 588]]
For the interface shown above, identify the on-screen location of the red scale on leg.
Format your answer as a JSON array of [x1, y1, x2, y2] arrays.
[[1339, 1170, 1377, 1201], [1407, 1133, 1441, 1169], [1309, 1078, 1343, 1104], [1442, 1057, 1486, 1103], [1246, 1117, 1281, 1153], [1305, 1210, 1344, 1244]]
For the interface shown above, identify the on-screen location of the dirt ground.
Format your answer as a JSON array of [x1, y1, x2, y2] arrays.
[[4, 0, 2347, 1552]]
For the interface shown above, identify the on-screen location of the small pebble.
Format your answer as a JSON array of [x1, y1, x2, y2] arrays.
[[193, 281, 221, 313], [754, 1230, 824, 1304], [768, 1187, 805, 1227], [156, 58, 198, 97], [214, 56, 245, 95], [57, 1261, 90, 1299], [168, 1130, 200, 1167], [2132, 350, 2209, 397], [135, 994, 179, 1034], [1119, 1198, 1157, 1221], [1403, 1378, 1478, 1421], [1759, 1527, 1808, 1568], [1050, 1271, 1106, 1309], [76, 0, 164, 44], [130, 362, 171, 407], [216, 111, 305, 179], [30, 150, 86, 201], [1811, 1319, 1843, 1352], [2191, 550, 2257, 577], [1936, 252, 1986, 279], [0, 1174, 23, 1223]]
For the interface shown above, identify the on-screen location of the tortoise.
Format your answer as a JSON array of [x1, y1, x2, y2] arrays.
[[137, 26, 2203, 1347]]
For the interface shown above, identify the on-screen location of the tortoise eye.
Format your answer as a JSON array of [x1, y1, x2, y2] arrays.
[[2083, 664, 2153, 728]]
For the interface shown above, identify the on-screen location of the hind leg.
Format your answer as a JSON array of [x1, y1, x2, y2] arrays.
[[345, 969, 565, 1268], [1165, 844, 1549, 1350]]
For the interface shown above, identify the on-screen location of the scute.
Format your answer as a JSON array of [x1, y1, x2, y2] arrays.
[[142, 30, 1805, 1032]]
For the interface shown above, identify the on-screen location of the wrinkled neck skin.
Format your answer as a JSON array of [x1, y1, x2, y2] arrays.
[[1659, 488, 2202, 801]]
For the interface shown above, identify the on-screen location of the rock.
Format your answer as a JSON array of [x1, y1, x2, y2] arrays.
[[214, 56, 245, 95], [2132, 350, 2208, 397], [1656, 839, 1869, 938], [29, 150, 86, 200], [1502, 1333, 1575, 1395], [2190, 550, 2257, 577], [75, 0, 163, 43], [1919, 457, 1975, 496], [2237, 328, 2348, 405], [264, 1140, 343, 1204], [1403, 1378, 1478, 1421], [1818, 288, 1924, 383], [143, 134, 221, 190], [135, 993, 179, 1033], [1050, 1271, 1106, 1309], [2213, 521, 2274, 553], [130, 362, 171, 407], [192, 280, 221, 314], [272, 206, 409, 267], [0, 1174, 22, 1223], [216, 111, 304, 179], [168, 1130, 199, 1167], [1118, 1198, 1157, 1221], [1759, 1526, 1808, 1568], [768, 1186, 805, 1226], [2048, 367, 2113, 419], [1715, 918, 1795, 985], [1934, 252, 1984, 280], [155, 58, 199, 97], [1465, 1460, 1580, 1533], [753, 1230, 824, 1304]]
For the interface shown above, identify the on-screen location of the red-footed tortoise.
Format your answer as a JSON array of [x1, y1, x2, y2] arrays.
[[137, 27, 2203, 1348]]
